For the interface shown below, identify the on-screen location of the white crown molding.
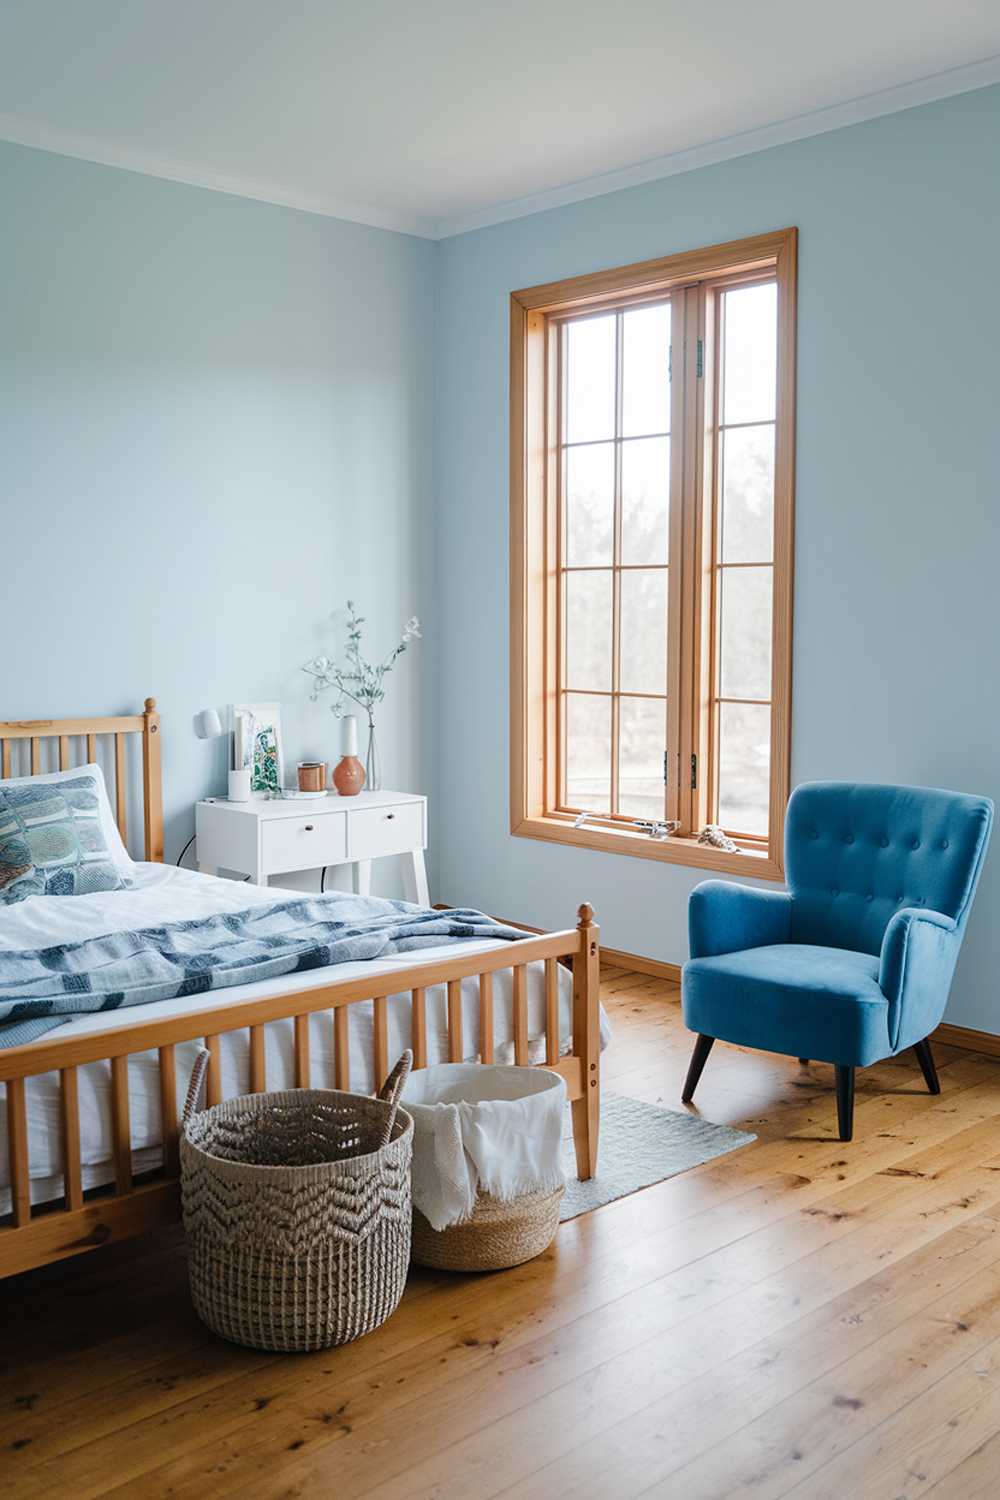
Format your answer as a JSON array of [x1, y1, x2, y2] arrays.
[[432, 55, 1000, 239], [0, 113, 439, 239], [1, 55, 998, 243]]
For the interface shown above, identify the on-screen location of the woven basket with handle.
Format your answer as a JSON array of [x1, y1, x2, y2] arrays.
[[180, 1049, 413, 1352]]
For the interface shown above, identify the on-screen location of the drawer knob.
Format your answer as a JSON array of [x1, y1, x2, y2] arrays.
[[304, 824, 314, 832], [386, 812, 395, 820]]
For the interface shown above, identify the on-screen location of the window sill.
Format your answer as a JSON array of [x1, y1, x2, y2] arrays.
[[512, 814, 785, 881]]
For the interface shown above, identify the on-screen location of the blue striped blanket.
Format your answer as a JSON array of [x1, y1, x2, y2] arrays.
[[0, 894, 526, 1048]]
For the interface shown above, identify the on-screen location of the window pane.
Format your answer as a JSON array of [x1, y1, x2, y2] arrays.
[[718, 702, 770, 835], [565, 694, 611, 813], [622, 303, 670, 437], [621, 436, 670, 565], [722, 283, 776, 427], [721, 425, 774, 564], [619, 697, 667, 820], [565, 570, 612, 690], [620, 569, 667, 695], [719, 566, 772, 701], [565, 443, 614, 566], [565, 315, 615, 444]]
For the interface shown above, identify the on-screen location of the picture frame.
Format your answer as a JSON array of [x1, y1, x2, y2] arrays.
[[231, 702, 284, 796]]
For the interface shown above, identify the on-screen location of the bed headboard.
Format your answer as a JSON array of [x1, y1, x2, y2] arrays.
[[0, 697, 164, 863]]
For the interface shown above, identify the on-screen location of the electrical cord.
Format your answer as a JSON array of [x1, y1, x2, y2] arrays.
[[177, 831, 249, 879], [320, 865, 329, 893]]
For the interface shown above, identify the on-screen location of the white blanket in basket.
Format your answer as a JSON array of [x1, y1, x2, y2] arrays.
[[403, 1064, 566, 1231]]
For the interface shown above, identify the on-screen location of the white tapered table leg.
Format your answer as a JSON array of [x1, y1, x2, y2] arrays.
[[351, 860, 372, 897], [403, 848, 429, 907]]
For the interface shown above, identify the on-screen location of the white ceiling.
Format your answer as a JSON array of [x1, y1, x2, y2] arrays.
[[1, 1, 998, 238]]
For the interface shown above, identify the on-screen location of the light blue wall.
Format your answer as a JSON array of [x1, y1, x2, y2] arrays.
[[431, 85, 1000, 1030], [1, 140, 435, 890]]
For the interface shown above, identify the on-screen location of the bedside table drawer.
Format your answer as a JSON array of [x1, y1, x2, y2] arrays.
[[349, 803, 423, 861], [262, 812, 347, 875]]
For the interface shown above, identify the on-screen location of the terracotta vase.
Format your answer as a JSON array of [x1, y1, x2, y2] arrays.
[[332, 755, 366, 796]]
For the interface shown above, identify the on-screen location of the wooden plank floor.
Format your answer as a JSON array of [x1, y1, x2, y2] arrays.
[[5, 966, 1000, 1498]]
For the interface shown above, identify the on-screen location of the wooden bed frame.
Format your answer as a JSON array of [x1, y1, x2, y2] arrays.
[[0, 702, 601, 1279]]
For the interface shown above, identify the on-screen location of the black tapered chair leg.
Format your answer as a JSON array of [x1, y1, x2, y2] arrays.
[[835, 1065, 855, 1142], [682, 1034, 715, 1104], [913, 1038, 941, 1095], [798, 1058, 810, 1067]]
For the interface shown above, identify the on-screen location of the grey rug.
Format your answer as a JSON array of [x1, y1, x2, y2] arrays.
[[559, 1091, 756, 1221]]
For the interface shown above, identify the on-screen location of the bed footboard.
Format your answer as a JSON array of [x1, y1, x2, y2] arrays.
[[0, 905, 600, 1279]]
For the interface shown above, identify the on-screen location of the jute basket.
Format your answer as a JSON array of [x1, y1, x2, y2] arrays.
[[180, 1049, 413, 1352], [410, 1183, 564, 1272]]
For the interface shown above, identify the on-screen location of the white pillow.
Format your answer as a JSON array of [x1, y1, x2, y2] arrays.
[[0, 763, 135, 875]]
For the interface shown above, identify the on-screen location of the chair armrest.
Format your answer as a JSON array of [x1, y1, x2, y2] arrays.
[[688, 881, 793, 960], [878, 906, 958, 1051]]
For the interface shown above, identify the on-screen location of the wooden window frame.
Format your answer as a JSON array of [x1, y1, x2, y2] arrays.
[[510, 228, 796, 881]]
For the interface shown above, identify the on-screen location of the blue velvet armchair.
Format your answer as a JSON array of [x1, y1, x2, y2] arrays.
[[681, 783, 993, 1140]]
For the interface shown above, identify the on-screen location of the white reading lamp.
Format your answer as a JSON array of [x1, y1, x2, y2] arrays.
[[194, 707, 251, 801]]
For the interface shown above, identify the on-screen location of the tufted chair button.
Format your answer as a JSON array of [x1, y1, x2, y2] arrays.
[[831, 888, 839, 897], [845, 833, 854, 844], [865, 892, 873, 902], [940, 839, 949, 849], [896, 893, 903, 903], [879, 835, 889, 848], [910, 838, 921, 850]]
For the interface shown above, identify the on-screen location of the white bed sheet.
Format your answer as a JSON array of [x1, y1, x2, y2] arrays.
[[0, 864, 606, 1210]]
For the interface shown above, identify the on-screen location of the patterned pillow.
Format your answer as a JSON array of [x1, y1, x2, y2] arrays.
[[0, 775, 132, 905]]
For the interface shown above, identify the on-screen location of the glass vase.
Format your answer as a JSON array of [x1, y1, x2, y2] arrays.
[[365, 722, 382, 792]]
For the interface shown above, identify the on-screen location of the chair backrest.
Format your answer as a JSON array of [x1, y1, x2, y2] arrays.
[[785, 782, 993, 956]]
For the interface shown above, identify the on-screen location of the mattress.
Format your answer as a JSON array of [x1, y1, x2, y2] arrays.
[[0, 864, 605, 1211]]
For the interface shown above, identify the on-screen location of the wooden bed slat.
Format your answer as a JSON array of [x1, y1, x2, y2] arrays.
[[249, 1025, 266, 1093], [114, 733, 127, 843], [110, 1056, 132, 1195], [158, 1045, 178, 1176], [30, 736, 41, 774], [513, 965, 529, 1065], [58, 734, 70, 771], [447, 978, 463, 1062], [411, 988, 427, 1070], [294, 1014, 311, 1088], [544, 958, 559, 1066], [6, 1077, 31, 1227], [479, 972, 494, 1063], [373, 997, 389, 1088], [0, 741, 8, 777], [334, 1007, 350, 1090], [86, 732, 97, 764], [60, 1067, 83, 1211], [205, 1035, 222, 1106]]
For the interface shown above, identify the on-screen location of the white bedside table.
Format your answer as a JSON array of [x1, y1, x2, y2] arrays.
[[195, 790, 429, 905]]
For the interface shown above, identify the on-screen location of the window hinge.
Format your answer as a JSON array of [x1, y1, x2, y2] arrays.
[[696, 339, 704, 378], [663, 750, 669, 785], [690, 753, 698, 790]]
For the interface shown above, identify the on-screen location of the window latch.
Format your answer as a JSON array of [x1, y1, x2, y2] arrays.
[[696, 339, 704, 379], [691, 753, 698, 790]]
